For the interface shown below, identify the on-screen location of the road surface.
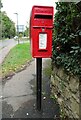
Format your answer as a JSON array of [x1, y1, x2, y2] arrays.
[[0, 39, 17, 64], [0, 59, 60, 119]]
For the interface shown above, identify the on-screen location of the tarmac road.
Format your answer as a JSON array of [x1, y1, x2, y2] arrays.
[[1, 59, 60, 119], [0, 39, 17, 64], [0, 39, 17, 50]]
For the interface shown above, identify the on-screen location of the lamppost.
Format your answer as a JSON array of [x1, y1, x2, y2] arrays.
[[14, 13, 19, 44]]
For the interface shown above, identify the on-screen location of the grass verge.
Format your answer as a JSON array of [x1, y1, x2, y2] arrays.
[[0, 42, 32, 78], [43, 59, 52, 77]]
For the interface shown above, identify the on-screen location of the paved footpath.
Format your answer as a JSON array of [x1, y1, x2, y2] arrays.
[[0, 59, 60, 119]]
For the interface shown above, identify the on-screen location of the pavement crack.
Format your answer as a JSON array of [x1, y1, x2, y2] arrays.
[[2, 93, 35, 100]]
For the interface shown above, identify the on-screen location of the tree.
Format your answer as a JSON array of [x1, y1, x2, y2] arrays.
[[24, 26, 29, 37], [0, 0, 3, 39], [2, 11, 16, 38], [0, 0, 3, 11]]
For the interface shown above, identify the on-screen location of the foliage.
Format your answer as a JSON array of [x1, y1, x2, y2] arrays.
[[52, 2, 81, 76], [43, 60, 52, 77], [0, 43, 31, 77], [0, 0, 3, 39], [24, 26, 29, 37], [0, 0, 3, 10], [1, 11, 16, 38]]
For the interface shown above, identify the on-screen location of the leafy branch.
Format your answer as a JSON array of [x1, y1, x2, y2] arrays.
[[53, 2, 81, 76]]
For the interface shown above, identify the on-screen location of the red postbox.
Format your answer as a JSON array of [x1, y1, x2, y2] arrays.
[[30, 5, 54, 58]]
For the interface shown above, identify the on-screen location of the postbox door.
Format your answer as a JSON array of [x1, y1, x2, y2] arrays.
[[32, 27, 52, 58]]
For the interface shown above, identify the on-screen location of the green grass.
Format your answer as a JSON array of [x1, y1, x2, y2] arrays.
[[43, 60, 52, 77], [0, 42, 32, 77]]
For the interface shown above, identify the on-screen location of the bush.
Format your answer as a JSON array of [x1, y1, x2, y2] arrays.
[[52, 2, 81, 76]]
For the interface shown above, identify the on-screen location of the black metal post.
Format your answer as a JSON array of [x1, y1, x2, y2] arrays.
[[36, 58, 42, 111]]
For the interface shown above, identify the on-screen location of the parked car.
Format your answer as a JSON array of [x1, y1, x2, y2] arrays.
[[14, 36, 18, 39]]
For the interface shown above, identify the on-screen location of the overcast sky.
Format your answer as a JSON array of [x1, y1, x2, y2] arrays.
[[2, 0, 57, 27]]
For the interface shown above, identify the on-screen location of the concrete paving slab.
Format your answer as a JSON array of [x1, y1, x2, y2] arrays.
[[2, 59, 60, 119]]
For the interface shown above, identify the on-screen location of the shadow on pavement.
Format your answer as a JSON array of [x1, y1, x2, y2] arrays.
[[2, 59, 60, 119]]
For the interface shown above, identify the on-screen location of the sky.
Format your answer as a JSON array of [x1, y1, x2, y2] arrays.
[[2, 0, 58, 28]]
